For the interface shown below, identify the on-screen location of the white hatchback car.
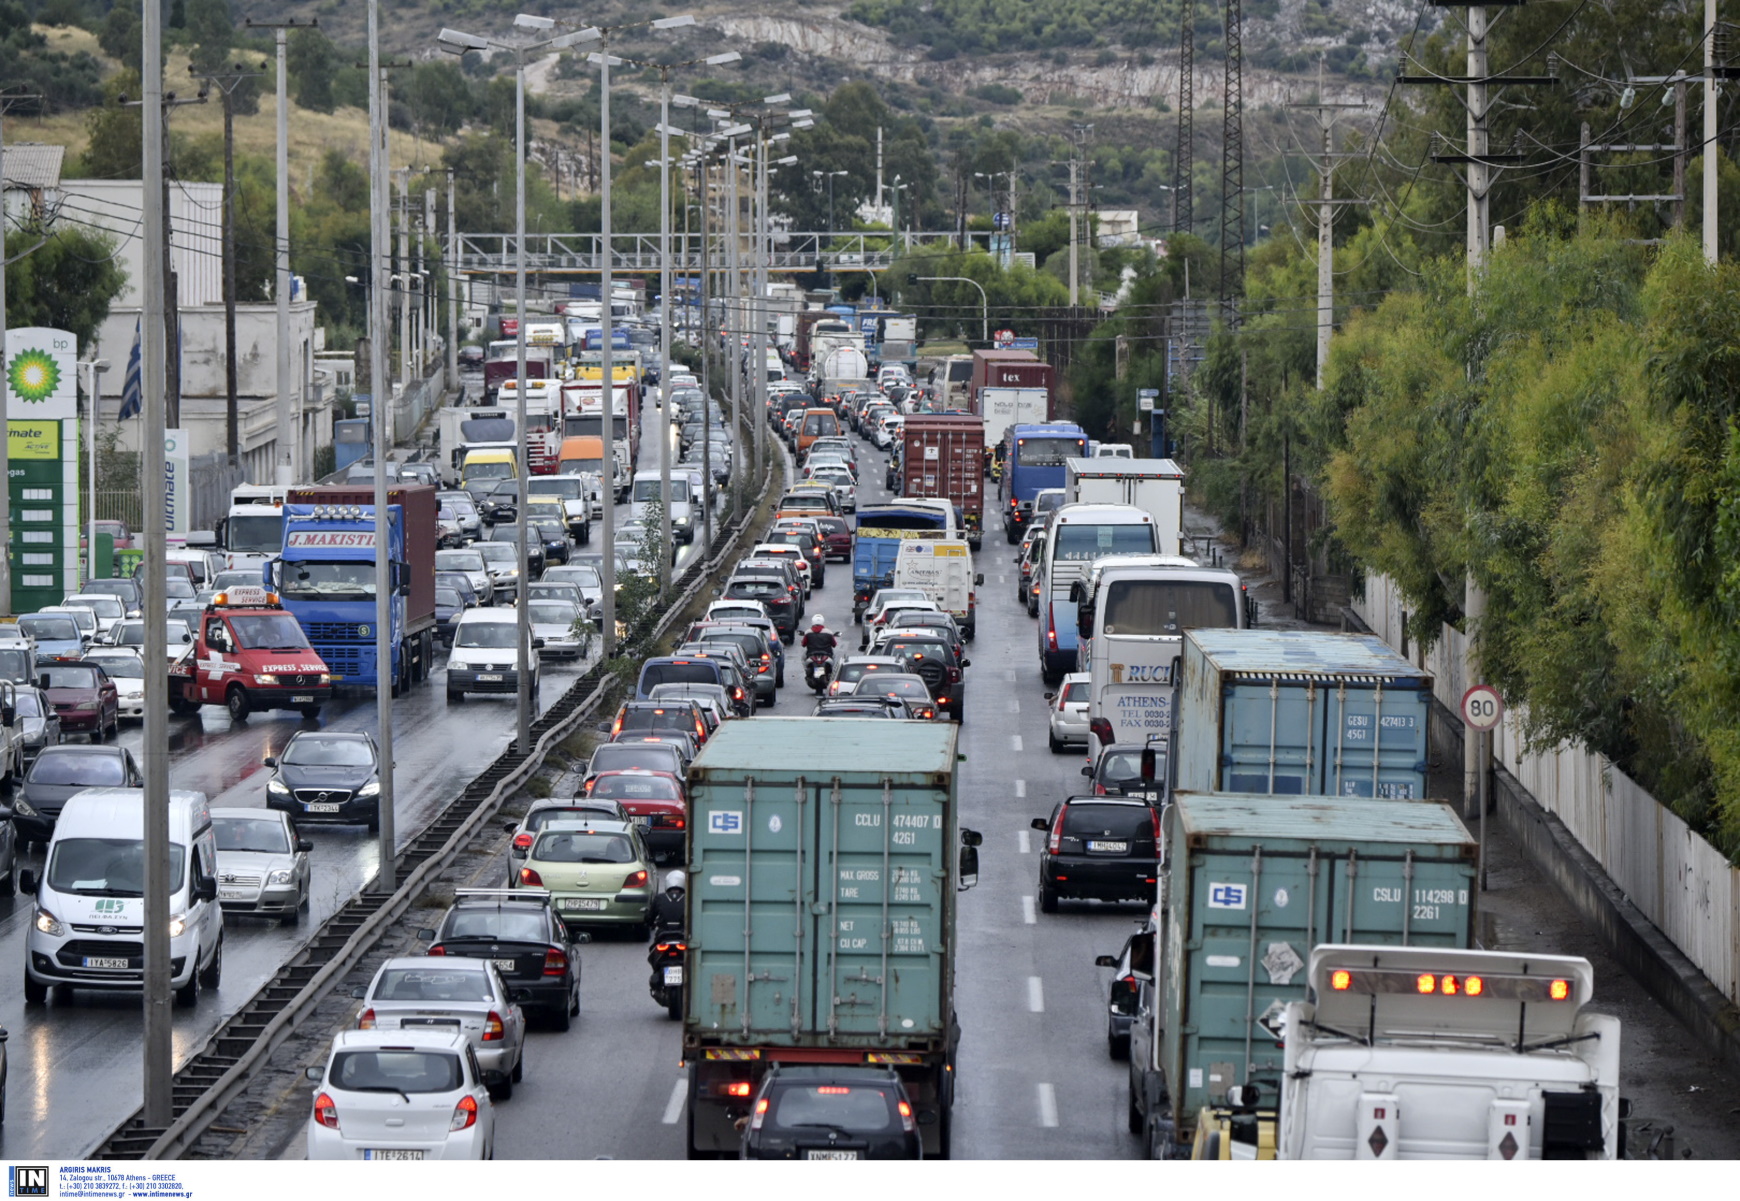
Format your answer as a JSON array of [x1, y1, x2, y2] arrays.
[[353, 956, 528, 1093], [305, 1028, 497, 1161], [82, 648, 146, 719], [1047, 672, 1091, 752]]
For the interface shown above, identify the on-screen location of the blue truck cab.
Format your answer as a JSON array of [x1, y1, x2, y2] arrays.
[[270, 501, 435, 694], [999, 422, 1087, 543]]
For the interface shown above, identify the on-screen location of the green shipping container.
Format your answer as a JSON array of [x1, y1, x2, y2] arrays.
[[1157, 793, 1476, 1143], [686, 718, 961, 1045]]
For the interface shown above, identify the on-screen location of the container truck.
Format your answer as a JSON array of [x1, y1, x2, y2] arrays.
[[979, 387, 1053, 476], [1127, 793, 1479, 1159], [1065, 458, 1186, 556], [1174, 629, 1434, 799], [900, 415, 986, 549], [213, 484, 288, 576], [969, 348, 1053, 401], [939, 354, 975, 409], [682, 719, 981, 1159], [271, 485, 438, 695]]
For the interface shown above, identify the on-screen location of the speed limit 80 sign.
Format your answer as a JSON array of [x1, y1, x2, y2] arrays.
[[1461, 684, 1504, 731]]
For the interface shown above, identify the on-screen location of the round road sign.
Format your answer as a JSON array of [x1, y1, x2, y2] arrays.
[[1460, 684, 1504, 731]]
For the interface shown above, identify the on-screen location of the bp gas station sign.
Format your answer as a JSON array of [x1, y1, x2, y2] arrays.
[[3, 327, 80, 612]]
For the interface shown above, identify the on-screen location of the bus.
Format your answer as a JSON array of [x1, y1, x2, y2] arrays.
[[999, 422, 1087, 543], [1034, 502, 1158, 686]]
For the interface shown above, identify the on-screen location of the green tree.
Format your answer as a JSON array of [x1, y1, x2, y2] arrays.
[[75, 70, 144, 180], [4, 226, 128, 347]]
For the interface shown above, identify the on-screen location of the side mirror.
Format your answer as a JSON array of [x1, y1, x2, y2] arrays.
[[960, 658, 970, 668], [263, 756, 278, 768], [350, 985, 367, 999], [573, 931, 591, 944], [962, 827, 982, 848], [482, 1069, 509, 1088], [532, 638, 546, 650], [917, 1109, 939, 1126], [304, 1066, 325, 1083], [975, 573, 984, 586], [1043, 692, 1055, 702], [512, 988, 535, 1004], [18, 868, 36, 895], [1081, 765, 1093, 777], [1, 706, 13, 728], [1095, 954, 1119, 968], [417, 928, 436, 941], [37, 675, 49, 689], [195, 877, 218, 903], [956, 844, 978, 891], [1140, 747, 1158, 784], [503, 819, 518, 834], [1030, 817, 1050, 832]]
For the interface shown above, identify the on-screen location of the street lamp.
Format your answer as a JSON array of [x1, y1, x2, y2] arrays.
[[908, 272, 989, 344], [813, 168, 848, 234], [438, 17, 599, 753]]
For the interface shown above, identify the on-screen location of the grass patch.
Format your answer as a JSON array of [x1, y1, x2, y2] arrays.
[[526, 774, 554, 799]]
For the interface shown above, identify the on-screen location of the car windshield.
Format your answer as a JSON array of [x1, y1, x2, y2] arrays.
[[874, 678, 930, 699], [40, 665, 100, 689], [82, 582, 136, 601], [227, 513, 285, 555], [440, 909, 550, 942], [1097, 752, 1147, 785], [475, 543, 516, 565], [533, 830, 637, 864], [65, 596, 123, 619], [590, 746, 678, 774], [1052, 523, 1159, 562], [278, 560, 375, 600], [641, 663, 718, 690], [437, 551, 487, 573], [330, 1049, 464, 1095], [13, 691, 42, 717], [590, 774, 680, 801], [529, 603, 577, 626], [547, 566, 601, 588], [528, 478, 583, 499], [1101, 579, 1239, 636], [372, 967, 494, 1003], [836, 662, 895, 685], [88, 656, 143, 679], [214, 815, 291, 854], [528, 805, 617, 831], [436, 588, 463, 608], [726, 581, 784, 600], [229, 613, 312, 650], [1016, 437, 1086, 467], [1061, 680, 1089, 704], [1062, 803, 1152, 839], [284, 737, 375, 767], [163, 578, 197, 599], [29, 750, 125, 785], [46, 836, 185, 896], [454, 622, 518, 649], [0, 649, 32, 681], [464, 460, 514, 481], [20, 616, 79, 641]]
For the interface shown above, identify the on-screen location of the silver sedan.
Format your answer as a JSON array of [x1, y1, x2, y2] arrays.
[[212, 807, 312, 922]]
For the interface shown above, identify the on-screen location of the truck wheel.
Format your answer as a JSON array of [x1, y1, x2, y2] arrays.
[[225, 686, 251, 722], [1128, 1083, 1143, 1134]]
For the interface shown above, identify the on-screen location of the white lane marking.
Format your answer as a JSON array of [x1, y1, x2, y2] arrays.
[[1000, 573, 1008, 583], [1015, 779, 1026, 798], [1021, 895, 1036, 924], [662, 1079, 686, 1124], [1037, 1083, 1059, 1127], [1018, 829, 1031, 854], [1028, 976, 1045, 1013], [1011, 735, 1023, 752], [1004, 669, 1017, 682], [1010, 697, 1020, 714]]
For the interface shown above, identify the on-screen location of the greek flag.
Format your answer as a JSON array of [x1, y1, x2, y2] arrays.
[[117, 318, 142, 420]]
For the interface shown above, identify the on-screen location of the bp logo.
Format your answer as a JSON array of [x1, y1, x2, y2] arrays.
[[7, 348, 60, 404]]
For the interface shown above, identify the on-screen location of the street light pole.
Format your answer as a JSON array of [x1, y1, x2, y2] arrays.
[[912, 274, 988, 344], [368, 0, 396, 891]]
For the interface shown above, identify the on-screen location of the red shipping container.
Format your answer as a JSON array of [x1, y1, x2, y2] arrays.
[[286, 484, 438, 632], [901, 415, 987, 544], [969, 349, 1054, 406]]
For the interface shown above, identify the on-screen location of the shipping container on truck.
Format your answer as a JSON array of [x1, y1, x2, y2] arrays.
[[901, 415, 987, 549], [970, 348, 1054, 403], [1064, 458, 1186, 556], [1174, 629, 1434, 800], [979, 387, 1053, 476], [793, 310, 835, 373], [1127, 793, 1478, 1159], [482, 338, 552, 401], [682, 718, 980, 1159], [276, 484, 438, 694]]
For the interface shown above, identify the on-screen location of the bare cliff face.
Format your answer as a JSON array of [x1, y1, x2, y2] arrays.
[[701, 10, 1385, 112]]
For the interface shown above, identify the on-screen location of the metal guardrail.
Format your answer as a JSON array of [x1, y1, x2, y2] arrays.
[[93, 390, 779, 1161]]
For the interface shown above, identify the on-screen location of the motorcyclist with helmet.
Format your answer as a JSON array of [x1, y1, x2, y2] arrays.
[[801, 615, 838, 657], [648, 869, 686, 936]]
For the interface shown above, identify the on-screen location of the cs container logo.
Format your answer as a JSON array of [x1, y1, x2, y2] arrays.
[[7, 348, 59, 405], [9, 1166, 49, 1197], [708, 811, 743, 835], [1207, 882, 1248, 910]]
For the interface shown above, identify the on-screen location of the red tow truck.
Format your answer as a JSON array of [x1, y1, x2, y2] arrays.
[[170, 586, 333, 722]]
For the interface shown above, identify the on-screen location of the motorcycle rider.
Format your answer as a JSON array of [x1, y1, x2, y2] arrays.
[[648, 869, 686, 936], [801, 615, 837, 658]]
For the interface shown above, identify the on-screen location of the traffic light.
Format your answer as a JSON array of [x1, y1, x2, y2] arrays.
[[906, 273, 919, 285]]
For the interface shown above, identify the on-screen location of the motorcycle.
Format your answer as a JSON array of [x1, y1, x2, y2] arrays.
[[804, 648, 835, 694], [647, 923, 686, 1021]]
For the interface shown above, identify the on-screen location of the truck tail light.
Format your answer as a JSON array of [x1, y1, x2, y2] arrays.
[[313, 1092, 340, 1129], [483, 1011, 506, 1041], [450, 1095, 479, 1131]]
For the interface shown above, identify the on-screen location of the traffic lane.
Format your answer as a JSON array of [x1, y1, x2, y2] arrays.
[[0, 651, 593, 1157]]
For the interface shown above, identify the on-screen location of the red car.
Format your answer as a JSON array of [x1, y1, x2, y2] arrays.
[[812, 514, 854, 563], [41, 661, 120, 741], [585, 769, 687, 864]]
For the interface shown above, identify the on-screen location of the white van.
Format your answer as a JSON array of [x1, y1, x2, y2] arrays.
[[892, 538, 983, 640], [23, 788, 224, 1007], [628, 470, 695, 544], [446, 608, 541, 704]]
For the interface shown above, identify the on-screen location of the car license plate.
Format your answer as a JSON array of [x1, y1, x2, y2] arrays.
[[561, 898, 607, 911], [493, 958, 517, 972], [805, 1150, 858, 1160], [291, 694, 313, 703], [1087, 840, 1128, 853], [305, 802, 342, 813], [364, 1149, 425, 1161], [663, 965, 684, 986], [632, 816, 651, 826], [218, 888, 247, 900], [82, 956, 130, 969], [477, 673, 503, 682]]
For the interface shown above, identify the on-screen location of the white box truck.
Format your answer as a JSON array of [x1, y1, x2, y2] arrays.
[[1065, 458, 1186, 556]]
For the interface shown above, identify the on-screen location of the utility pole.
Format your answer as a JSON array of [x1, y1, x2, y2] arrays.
[[397, 167, 411, 391], [1289, 59, 1365, 388], [194, 63, 267, 466], [0, 87, 46, 623], [1067, 151, 1080, 307], [1706, 0, 1718, 263], [1219, 0, 1245, 318], [244, 18, 315, 485], [367, 0, 396, 890], [425, 188, 436, 377], [1174, 0, 1194, 235], [447, 170, 459, 395]]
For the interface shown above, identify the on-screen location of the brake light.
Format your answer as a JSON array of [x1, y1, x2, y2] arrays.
[[749, 1096, 769, 1132], [655, 942, 688, 954], [357, 1008, 376, 1029], [624, 869, 649, 888], [513, 832, 533, 852], [1047, 605, 1057, 647], [726, 1082, 753, 1098], [1151, 807, 1162, 846], [897, 1100, 916, 1133], [817, 1086, 851, 1095], [428, 945, 447, 957], [313, 1092, 340, 1129], [519, 867, 543, 886], [543, 949, 568, 977], [483, 1011, 506, 1041], [450, 1094, 479, 1131], [1048, 811, 1064, 854]]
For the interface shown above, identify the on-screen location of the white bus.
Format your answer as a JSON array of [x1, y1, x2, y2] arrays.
[[1034, 502, 1158, 687]]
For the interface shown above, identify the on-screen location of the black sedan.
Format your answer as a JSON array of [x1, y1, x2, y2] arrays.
[[435, 585, 466, 646], [1031, 796, 1161, 913], [419, 889, 584, 1031], [741, 1064, 923, 1160], [264, 730, 382, 832]]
